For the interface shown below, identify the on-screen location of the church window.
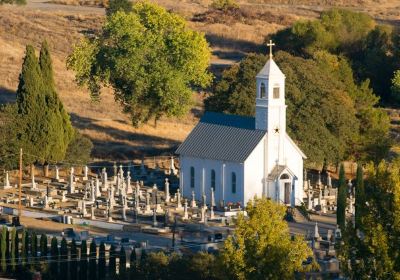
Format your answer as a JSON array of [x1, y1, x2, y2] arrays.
[[273, 87, 280, 99], [280, 173, 290, 180], [231, 172, 236, 194], [211, 169, 216, 190], [260, 83, 266, 98], [190, 167, 195, 188]]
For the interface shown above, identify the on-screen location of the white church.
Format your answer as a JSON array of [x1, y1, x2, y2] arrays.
[[176, 43, 306, 207]]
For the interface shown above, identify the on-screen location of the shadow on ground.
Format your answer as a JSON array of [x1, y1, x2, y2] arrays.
[[0, 87, 16, 104], [70, 113, 181, 160]]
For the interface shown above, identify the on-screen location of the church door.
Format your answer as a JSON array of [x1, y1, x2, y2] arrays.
[[284, 182, 291, 204]]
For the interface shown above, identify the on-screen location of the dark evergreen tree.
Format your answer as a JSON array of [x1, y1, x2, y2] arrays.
[[70, 239, 78, 280], [5, 229, 10, 270], [337, 164, 347, 230], [39, 234, 47, 261], [355, 165, 366, 230], [98, 242, 106, 280], [60, 238, 68, 280], [50, 236, 59, 278], [89, 240, 97, 280], [31, 231, 37, 270], [21, 229, 27, 267], [0, 226, 5, 272], [14, 230, 19, 266], [10, 227, 16, 272], [119, 246, 126, 278], [38, 41, 74, 164], [129, 248, 137, 278], [80, 240, 88, 280], [108, 244, 116, 277]]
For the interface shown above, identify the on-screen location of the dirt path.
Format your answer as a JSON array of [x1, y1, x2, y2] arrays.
[[26, 0, 104, 14]]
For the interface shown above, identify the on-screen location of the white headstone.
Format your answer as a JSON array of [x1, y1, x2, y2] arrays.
[[83, 165, 89, 180], [327, 172, 332, 187], [164, 178, 170, 203], [314, 222, 320, 240], [68, 167, 75, 194], [3, 171, 10, 189], [91, 205, 95, 220], [126, 171, 132, 194], [145, 191, 151, 213], [191, 191, 197, 208], [176, 189, 182, 210], [183, 200, 188, 220], [55, 166, 60, 180], [152, 209, 158, 227], [31, 172, 37, 190]]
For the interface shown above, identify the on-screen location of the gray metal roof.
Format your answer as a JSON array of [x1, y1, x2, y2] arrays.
[[176, 113, 266, 162]]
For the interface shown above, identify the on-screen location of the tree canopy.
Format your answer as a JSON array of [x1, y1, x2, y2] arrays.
[[340, 160, 400, 279], [220, 197, 314, 280], [272, 8, 400, 102], [205, 51, 391, 164], [68, 1, 213, 126]]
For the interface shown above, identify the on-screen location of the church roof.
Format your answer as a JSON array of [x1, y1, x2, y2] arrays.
[[256, 58, 285, 79], [176, 112, 266, 162]]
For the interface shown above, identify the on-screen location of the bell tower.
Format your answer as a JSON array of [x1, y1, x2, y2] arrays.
[[255, 40, 287, 165]]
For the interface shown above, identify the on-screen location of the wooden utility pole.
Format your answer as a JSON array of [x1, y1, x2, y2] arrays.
[[18, 148, 22, 219]]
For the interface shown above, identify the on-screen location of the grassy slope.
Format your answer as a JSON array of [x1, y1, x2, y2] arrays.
[[0, 0, 399, 160]]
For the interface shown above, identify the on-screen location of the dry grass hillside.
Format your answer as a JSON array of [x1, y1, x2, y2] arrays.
[[0, 0, 399, 160]]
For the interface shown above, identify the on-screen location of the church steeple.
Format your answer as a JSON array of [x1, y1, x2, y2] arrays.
[[255, 41, 287, 164], [255, 42, 286, 133]]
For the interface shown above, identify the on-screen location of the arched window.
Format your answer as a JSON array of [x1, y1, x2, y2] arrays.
[[211, 169, 216, 190], [260, 83, 266, 98], [280, 173, 290, 180], [190, 167, 195, 188], [231, 172, 236, 194]]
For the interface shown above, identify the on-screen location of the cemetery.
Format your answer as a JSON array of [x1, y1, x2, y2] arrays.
[[0, 155, 351, 277]]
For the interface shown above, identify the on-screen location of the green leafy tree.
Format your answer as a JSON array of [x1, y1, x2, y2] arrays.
[[80, 240, 88, 280], [68, 2, 212, 126], [98, 242, 106, 280], [60, 238, 68, 280], [220, 197, 315, 280], [106, 0, 132, 16], [337, 164, 347, 230], [108, 244, 116, 277], [89, 240, 97, 280], [50, 236, 59, 278], [140, 251, 169, 279], [70, 239, 78, 280]]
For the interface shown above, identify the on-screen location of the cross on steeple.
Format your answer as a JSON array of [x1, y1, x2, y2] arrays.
[[267, 40, 275, 59]]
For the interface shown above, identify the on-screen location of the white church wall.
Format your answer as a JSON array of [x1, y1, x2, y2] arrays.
[[283, 136, 304, 205], [243, 138, 266, 204], [179, 156, 245, 206]]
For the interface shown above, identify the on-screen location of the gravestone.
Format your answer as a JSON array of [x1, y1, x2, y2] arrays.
[[164, 178, 170, 203]]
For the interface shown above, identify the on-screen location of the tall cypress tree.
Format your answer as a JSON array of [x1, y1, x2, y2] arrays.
[[60, 238, 68, 280], [10, 227, 16, 272], [355, 165, 366, 230], [30, 231, 37, 270], [1, 226, 7, 272], [70, 239, 78, 280], [14, 230, 19, 271], [38, 41, 74, 164], [119, 246, 126, 278], [39, 234, 47, 262], [89, 240, 97, 280], [337, 163, 347, 230], [98, 242, 106, 280], [80, 240, 88, 280], [129, 248, 137, 278], [15, 45, 48, 165], [50, 236, 59, 278], [108, 244, 116, 277], [21, 229, 27, 267]]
